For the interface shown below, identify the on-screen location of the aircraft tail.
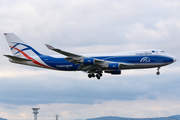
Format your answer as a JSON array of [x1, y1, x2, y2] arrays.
[[4, 33, 41, 57]]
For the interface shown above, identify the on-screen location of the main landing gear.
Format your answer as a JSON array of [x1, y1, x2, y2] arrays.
[[88, 73, 95, 78], [88, 72, 102, 80], [156, 67, 160, 75]]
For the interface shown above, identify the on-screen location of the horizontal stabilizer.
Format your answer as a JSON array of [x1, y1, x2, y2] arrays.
[[4, 55, 32, 61]]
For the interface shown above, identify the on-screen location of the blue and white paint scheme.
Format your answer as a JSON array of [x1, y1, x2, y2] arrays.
[[4, 33, 176, 79]]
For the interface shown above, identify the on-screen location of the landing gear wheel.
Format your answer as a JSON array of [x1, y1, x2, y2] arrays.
[[92, 73, 95, 77], [88, 73, 95, 78], [99, 73, 102, 76], [88, 74, 92, 78], [96, 74, 101, 80], [156, 71, 160, 75]]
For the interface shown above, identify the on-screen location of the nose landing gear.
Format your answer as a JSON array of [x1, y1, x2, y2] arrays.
[[156, 67, 160, 75]]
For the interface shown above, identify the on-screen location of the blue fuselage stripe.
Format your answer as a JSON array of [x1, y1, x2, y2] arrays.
[[38, 55, 173, 71]]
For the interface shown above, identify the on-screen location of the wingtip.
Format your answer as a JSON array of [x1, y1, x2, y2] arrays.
[[45, 44, 49, 47], [45, 44, 55, 50]]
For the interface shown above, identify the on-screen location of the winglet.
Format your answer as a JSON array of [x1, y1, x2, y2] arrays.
[[45, 44, 56, 50]]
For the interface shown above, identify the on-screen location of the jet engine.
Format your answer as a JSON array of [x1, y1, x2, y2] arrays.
[[108, 63, 120, 70], [83, 58, 95, 65]]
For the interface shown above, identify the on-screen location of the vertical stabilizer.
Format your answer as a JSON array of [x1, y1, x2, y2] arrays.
[[4, 33, 41, 57]]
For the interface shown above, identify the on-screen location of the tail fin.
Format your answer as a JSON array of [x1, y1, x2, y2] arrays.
[[4, 33, 41, 57]]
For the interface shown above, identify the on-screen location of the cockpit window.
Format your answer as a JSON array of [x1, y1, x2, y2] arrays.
[[161, 51, 165, 53]]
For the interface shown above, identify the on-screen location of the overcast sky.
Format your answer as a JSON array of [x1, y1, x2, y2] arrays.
[[0, 0, 180, 120]]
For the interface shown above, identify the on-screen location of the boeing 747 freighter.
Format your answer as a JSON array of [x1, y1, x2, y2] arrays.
[[4, 33, 176, 79]]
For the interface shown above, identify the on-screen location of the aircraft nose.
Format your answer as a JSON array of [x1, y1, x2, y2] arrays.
[[173, 57, 177, 62]]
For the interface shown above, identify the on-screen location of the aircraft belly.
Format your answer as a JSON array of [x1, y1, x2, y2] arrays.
[[120, 63, 170, 70]]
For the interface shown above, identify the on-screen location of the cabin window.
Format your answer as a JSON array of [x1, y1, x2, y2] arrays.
[[161, 51, 165, 53], [152, 50, 155, 53]]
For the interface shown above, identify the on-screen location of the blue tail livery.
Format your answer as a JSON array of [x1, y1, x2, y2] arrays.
[[4, 33, 177, 80]]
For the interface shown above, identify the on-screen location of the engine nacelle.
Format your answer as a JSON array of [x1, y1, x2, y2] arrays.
[[83, 58, 95, 65], [105, 70, 121, 75], [108, 63, 120, 70]]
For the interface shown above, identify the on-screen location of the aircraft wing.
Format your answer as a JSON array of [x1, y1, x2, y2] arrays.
[[4, 55, 32, 61], [45, 44, 82, 58], [45, 44, 134, 72]]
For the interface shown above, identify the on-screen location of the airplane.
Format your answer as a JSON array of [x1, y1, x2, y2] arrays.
[[4, 33, 177, 80]]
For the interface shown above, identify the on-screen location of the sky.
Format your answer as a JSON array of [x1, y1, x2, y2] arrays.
[[0, 0, 180, 120]]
